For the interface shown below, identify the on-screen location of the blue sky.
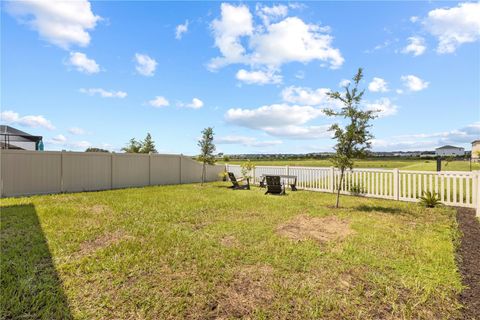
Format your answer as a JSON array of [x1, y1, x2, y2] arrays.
[[1, 1, 479, 155]]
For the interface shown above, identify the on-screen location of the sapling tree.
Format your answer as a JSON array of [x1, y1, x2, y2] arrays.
[[140, 133, 157, 153], [324, 68, 377, 208], [122, 138, 142, 153], [198, 127, 216, 185]]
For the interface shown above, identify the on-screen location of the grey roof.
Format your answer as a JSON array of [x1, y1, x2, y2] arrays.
[[435, 145, 464, 150], [0, 125, 42, 142], [472, 140, 480, 145]]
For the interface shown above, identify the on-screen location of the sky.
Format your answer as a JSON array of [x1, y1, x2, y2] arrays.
[[1, 1, 479, 155]]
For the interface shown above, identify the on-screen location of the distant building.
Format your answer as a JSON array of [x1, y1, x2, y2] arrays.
[[435, 145, 465, 157], [472, 140, 480, 162], [0, 125, 43, 151]]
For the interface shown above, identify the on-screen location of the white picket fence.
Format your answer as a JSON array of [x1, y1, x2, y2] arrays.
[[226, 164, 480, 215]]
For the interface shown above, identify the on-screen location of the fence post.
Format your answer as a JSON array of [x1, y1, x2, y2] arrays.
[[148, 152, 152, 186], [330, 167, 335, 193], [476, 171, 480, 217], [285, 165, 289, 175], [60, 151, 64, 193], [393, 168, 399, 200], [179, 154, 182, 184]]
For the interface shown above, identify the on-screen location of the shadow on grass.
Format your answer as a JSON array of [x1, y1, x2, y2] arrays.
[[1, 204, 72, 319], [355, 205, 404, 215]]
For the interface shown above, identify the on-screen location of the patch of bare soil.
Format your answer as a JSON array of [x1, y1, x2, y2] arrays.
[[456, 207, 480, 320], [277, 215, 354, 243], [75, 229, 132, 258], [220, 235, 239, 248], [210, 265, 274, 318]]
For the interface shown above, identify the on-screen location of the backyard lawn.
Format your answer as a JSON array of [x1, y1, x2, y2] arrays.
[[1, 183, 463, 319]]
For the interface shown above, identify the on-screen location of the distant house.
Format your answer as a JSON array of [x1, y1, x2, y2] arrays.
[[0, 125, 43, 151], [435, 145, 465, 157], [472, 140, 480, 162]]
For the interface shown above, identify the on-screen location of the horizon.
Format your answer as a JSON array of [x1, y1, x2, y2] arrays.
[[1, 1, 479, 154]]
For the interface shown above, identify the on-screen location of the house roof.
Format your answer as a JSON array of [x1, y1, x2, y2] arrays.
[[435, 145, 464, 150], [472, 140, 480, 145], [0, 125, 43, 142]]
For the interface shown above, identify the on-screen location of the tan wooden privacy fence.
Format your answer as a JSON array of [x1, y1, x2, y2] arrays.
[[0, 150, 224, 197], [226, 164, 480, 216]]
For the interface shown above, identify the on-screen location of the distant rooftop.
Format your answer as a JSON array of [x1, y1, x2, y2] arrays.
[[435, 145, 464, 150]]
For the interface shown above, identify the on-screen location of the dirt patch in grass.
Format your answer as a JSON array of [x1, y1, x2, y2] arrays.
[[277, 215, 354, 243], [75, 229, 132, 258], [456, 207, 480, 320], [220, 235, 239, 248], [211, 264, 274, 318]]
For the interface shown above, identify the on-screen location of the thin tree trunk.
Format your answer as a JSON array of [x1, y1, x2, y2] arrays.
[[335, 169, 345, 208], [201, 163, 206, 185]]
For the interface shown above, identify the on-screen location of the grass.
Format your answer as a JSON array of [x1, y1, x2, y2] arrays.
[[225, 159, 480, 171], [1, 183, 463, 319]]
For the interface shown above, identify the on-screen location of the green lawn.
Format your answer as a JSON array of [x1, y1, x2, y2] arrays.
[[1, 183, 463, 319], [225, 159, 479, 171]]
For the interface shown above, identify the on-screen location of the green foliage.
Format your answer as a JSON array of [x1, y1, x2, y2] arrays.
[[419, 191, 442, 208], [121, 138, 142, 153], [223, 155, 230, 162], [349, 183, 365, 195], [140, 133, 157, 154], [240, 160, 255, 179], [85, 147, 109, 153], [198, 127, 216, 184], [324, 68, 377, 207]]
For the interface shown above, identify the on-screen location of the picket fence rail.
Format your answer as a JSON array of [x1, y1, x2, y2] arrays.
[[226, 164, 480, 216]]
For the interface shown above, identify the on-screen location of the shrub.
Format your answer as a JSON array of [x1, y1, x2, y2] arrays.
[[419, 191, 442, 208], [350, 184, 365, 196]]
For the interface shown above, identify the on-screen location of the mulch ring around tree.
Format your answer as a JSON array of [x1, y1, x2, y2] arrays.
[[456, 207, 480, 320]]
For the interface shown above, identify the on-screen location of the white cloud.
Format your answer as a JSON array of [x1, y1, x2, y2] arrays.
[[0, 110, 55, 130], [148, 96, 170, 108], [423, 2, 480, 54], [80, 88, 127, 98], [410, 16, 420, 23], [249, 17, 343, 69], [175, 20, 189, 40], [263, 125, 331, 139], [338, 79, 350, 87], [6, 0, 100, 49], [68, 52, 100, 74], [134, 53, 157, 76], [402, 36, 426, 56], [185, 98, 204, 109], [401, 75, 429, 91], [209, 3, 254, 68], [225, 103, 324, 136], [236, 69, 282, 85], [51, 134, 67, 143], [217, 135, 282, 147], [372, 122, 480, 151], [365, 98, 399, 118], [368, 77, 389, 92], [281, 86, 338, 107], [68, 127, 86, 135], [46, 134, 92, 150], [256, 4, 288, 25], [209, 3, 343, 71]]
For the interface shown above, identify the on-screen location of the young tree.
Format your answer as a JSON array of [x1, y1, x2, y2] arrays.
[[198, 127, 216, 185], [140, 133, 157, 153], [122, 138, 142, 153], [324, 68, 377, 208]]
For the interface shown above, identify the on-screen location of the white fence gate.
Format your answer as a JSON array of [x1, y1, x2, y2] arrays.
[[226, 164, 480, 216]]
